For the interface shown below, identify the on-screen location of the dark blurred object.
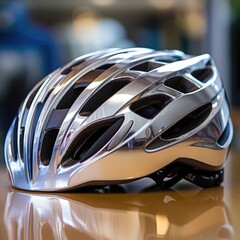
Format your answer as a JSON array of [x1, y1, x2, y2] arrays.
[[230, 0, 240, 106], [0, 0, 61, 163], [0, 0, 61, 132], [231, 20, 240, 106], [230, 0, 240, 16]]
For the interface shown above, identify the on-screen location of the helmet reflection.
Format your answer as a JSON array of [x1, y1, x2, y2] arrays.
[[4, 185, 234, 240]]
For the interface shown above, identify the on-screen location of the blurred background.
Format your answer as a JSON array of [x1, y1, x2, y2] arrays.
[[0, 0, 239, 164]]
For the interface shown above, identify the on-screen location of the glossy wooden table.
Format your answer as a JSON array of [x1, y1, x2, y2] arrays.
[[0, 109, 239, 240]]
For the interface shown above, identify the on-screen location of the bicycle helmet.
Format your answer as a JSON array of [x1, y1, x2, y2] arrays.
[[5, 48, 233, 191]]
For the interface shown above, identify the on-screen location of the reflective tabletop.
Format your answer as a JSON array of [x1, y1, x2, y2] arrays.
[[0, 109, 240, 240]]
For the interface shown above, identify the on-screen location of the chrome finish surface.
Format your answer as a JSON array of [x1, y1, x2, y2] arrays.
[[4, 48, 233, 191]]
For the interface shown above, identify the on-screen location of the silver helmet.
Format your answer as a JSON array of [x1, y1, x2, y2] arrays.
[[5, 48, 233, 191]]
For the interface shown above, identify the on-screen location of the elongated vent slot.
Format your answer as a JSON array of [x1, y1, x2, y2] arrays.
[[41, 109, 70, 165], [61, 60, 84, 75], [191, 67, 213, 83], [46, 109, 69, 130], [217, 121, 230, 146], [146, 103, 212, 150], [157, 55, 183, 63], [79, 77, 132, 116], [27, 102, 44, 171], [11, 118, 18, 160], [164, 76, 198, 93], [130, 94, 172, 119], [130, 61, 163, 72], [96, 63, 114, 70], [31, 103, 44, 138], [62, 117, 124, 167], [41, 129, 59, 166], [19, 128, 24, 161], [26, 87, 41, 109], [162, 103, 212, 140], [56, 82, 90, 109]]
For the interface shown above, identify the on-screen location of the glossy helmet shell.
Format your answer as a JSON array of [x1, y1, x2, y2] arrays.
[[5, 48, 233, 191]]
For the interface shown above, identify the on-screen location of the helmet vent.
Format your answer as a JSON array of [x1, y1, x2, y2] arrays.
[[161, 103, 212, 140], [79, 77, 132, 116], [96, 63, 114, 70], [146, 103, 212, 150], [56, 82, 90, 109], [23, 102, 44, 167], [130, 94, 172, 119], [157, 55, 182, 63], [191, 67, 213, 83], [217, 121, 230, 146], [206, 59, 212, 66], [41, 129, 59, 166], [46, 109, 69, 130], [61, 60, 84, 75], [130, 61, 163, 72], [164, 76, 198, 93], [11, 118, 18, 161], [62, 117, 124, 166], [26, 88, 41, 109], [19, 129, 24, 161]]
